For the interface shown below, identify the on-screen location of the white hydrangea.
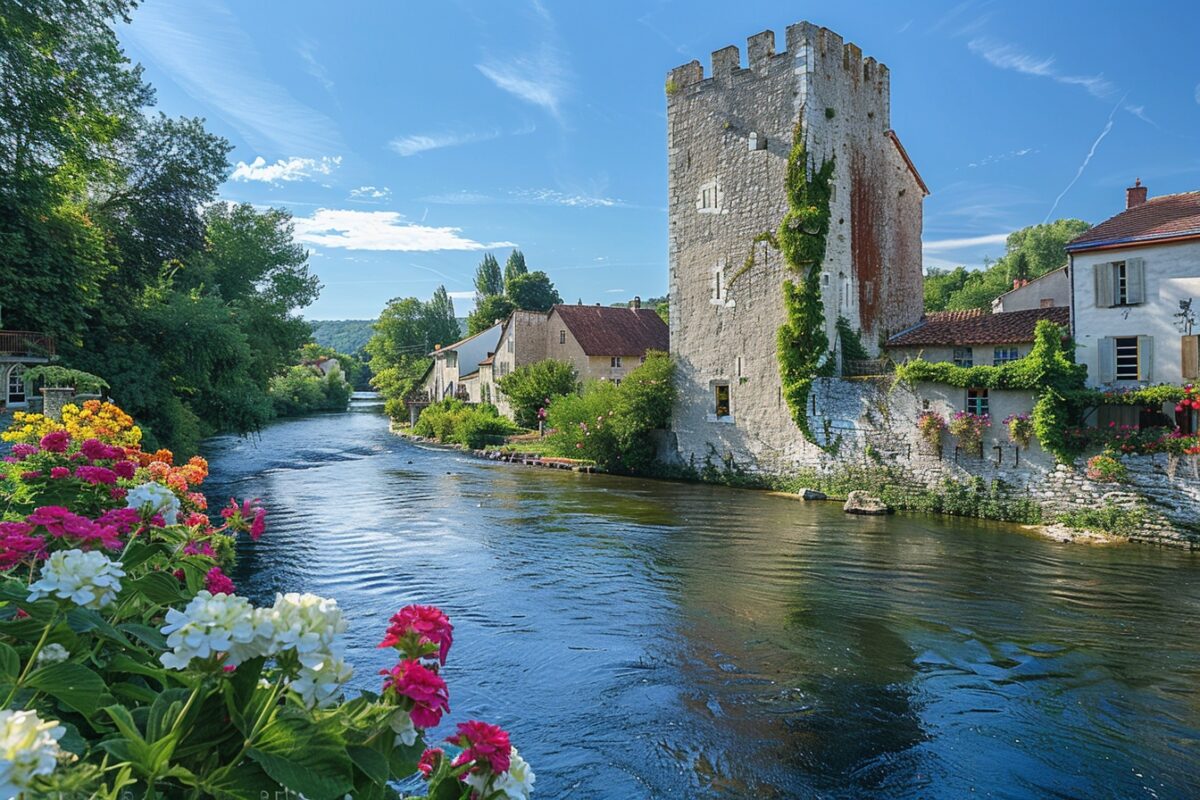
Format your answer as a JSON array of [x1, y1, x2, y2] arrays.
[[289, 650, 354, 709], [388, 708, 417, 747], [34, 643, 69, 667], [463, 747, 536, 800], [0, 709, 67, 798], [261, 592, 347, 668], [28, 549, 125, 609], [125, 481, 181, 525], [160, 591, 273, 670]]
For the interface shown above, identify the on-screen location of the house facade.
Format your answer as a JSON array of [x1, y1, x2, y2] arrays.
[[0, 330, 55, 408], [1067, 182, 1200, 387], [991, 266, 1070, 313], [420, 323, 503, 403], [665, 21, 926, 469], [488, 302, 669, 419]]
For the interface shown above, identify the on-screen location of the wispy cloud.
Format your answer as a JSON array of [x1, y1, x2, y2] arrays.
[[124, 0, 343, 155], [968, 37, 1115, 99], [291, 209, 514, 252], [1044, 100, 1122, 222], [922, 233, 1010, 252], [477, 50, 569, 120], [512, 188, 624, 208], [604, 288, 626, 293], [297, 39, 335, 96], [389, 130, 501, 157], [349, 185, 391, 202], [1194, 82, 1200, 105], [968, 147, 1036, 168], [230, 155, 340, 183], [421, 190, 495, 205]]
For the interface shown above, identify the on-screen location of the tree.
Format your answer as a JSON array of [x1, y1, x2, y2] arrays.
[[507, 271, 561, 312], [473, 253, 503, 299], [467, 294, 515, 336], [497, 360, 579, 427], [423, 285, 461, 350], [503, 249, 528, 290], [366, 297, 432, 418]]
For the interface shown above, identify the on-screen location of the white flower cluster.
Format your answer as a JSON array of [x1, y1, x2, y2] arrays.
[[388, 708, 417, 747], [160, 591, 273, 670], [464, 747, 536, 800], [0, 709, 67, 799], [28, 549, 125, 609], [126, 481, 181, 525], [34, 643, 70, 667], [158, 590, 353, 709]]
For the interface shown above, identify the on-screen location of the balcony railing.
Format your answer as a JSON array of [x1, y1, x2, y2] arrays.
[[842, 357, 894, 377], [0, 331, 55, 359]]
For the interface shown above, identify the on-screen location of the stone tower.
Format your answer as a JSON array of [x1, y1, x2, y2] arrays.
[[666, 21, 926, 469]]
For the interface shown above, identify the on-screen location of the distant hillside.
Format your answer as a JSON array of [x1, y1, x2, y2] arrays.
[[309, 319, 376, 354]]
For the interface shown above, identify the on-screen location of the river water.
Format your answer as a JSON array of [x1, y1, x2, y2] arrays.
[[202, 399, 1200, 799]]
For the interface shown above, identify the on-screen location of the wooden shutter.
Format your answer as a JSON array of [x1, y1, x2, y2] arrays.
[[1097, 336, 1116, 383], [1137, 335, 1154, 382], [1126, 258, 1146, 304], [1093, 262, 1113, 308], [1183, 335, 1200, 380]]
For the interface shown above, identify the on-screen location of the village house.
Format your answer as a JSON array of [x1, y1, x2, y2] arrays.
[[418, 323, 502, 404], [665, 21, 926, 468], [301, 356, 344, 382], [991, 266, 1070, 313], [1067, 182, 1200, 388], [487, 301, 668, 420], [0, 327, 55, 409]]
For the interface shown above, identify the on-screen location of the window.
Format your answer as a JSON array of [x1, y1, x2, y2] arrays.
[[1094, 259, 1145, 307], [507, 337, 513, 353], [1114, 336, 1139, 380], [697, 179, 722, 213], [993, 347, 1019, 365], [714, 383, 730, 417], [611, 356, 622, 368], [714, 268, 724, 301], [953, 347, 973, 368], [446, 352, 457, 368], [966, 388, 988, 417], [7, 365, 25, 404], [559, 330, 566, 344], [1039, 298, 1055, 309]]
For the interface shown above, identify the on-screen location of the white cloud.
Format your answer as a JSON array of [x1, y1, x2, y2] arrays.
[[422, 190, 496, 205], [124, 0, 343, 155], [230, 155, 340, 183], [604, 288, 626, 293], [297, 39, 334, 95], [390, 130, 500, 157], [512, 188, 623, 208], [291, 209, 515, 252], [922, 233, 1010, 252], [968, 38, 1114, 100], [349, 185, 391, 201], [477, 46, 569, 120], [968, 147, 1037, 168]]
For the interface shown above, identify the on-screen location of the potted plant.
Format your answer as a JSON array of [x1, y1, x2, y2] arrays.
[[1086, 452, 1128, 483], [1002, 412, 1034, 448], [916, 410, 946, 453], [948, 410, 990, 456]]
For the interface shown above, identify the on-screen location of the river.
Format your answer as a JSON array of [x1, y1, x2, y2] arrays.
[[201, 398, 1200, 799]]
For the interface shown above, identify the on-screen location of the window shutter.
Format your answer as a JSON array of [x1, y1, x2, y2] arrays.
[[1093, 263, 1112, 308], [1097, 336, 1116, 383], [1137, 335, 1154, 382], [1183, 335, 1200, 380], [1126, 258, 1146, 304]]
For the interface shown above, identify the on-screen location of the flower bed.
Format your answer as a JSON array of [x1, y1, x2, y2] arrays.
[[0, 405, 533, 799]]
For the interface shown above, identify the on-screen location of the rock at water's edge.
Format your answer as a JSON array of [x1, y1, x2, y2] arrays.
[[798, 488, 827, 501], [843, 490, 889, 515]]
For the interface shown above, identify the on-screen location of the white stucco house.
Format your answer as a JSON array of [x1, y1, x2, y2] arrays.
[[1067, 181, 1200, 388], [0, 330, 55, 408], [991, 266, 1070, 313]]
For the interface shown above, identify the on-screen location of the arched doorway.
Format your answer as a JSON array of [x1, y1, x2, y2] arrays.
[[6, 364, 26, 406]]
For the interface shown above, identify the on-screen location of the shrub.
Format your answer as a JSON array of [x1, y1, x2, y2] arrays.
[[413, 400, 519, 448], [1086, 453, 1127, 483], [916, 411, 946, 450], [1003, 413, 1034, 448], [948, 411, 990, 454], [496, 360, 579, 428], [268, 365, 352, 417], [1057, 502, 1144, 534]]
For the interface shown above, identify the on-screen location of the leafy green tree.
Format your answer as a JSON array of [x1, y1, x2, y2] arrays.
[[467, 294, 515, 335], [923, 267, 969, 312], [268, 364, 352, 417], [503, 249, 528, 290], [366, 296, 437, 418], [497, 360, 579, 427], [507, 271, 561, 312], [423, 285, 461, 350], [308, 320, 376, 354], [473, 252, 503, 299]]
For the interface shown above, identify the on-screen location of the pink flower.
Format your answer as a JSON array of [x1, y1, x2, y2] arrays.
[[20, 471, 42, 480], [38, 430, 70, 453], [221, 498, 265, 539], [249, 508, 265, 541], [111, 460, 137, 479], [10, 444, 37, 459], [184, 512, 210, 528], [381, 659, 450, 729], [183, 540, 215, 557], [26, 507, 122, 550], [49, 467, 70, 479], [418, 748, 444, 779], [378, 604, 454, 664], [448, 720, 511, 775], [73, 466, 117, 485], [80, 438, 123, 462], [97, 508, 142, 534], [0, 522, 44, 569], [109, 487, 127, 500], [204, 566, 236, 595]]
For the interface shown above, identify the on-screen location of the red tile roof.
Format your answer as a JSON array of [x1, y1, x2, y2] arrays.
[[1067, 191, 1200, 252], [886, 307, 1069, 347], [478, 354, 494, 366], [553, 304, 669, 357]]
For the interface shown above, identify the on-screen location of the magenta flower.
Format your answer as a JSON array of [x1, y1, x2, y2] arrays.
[[10, 444, 37, 459], [111, 460, 137, 479], [381, 659, 450, 728], [448, 720, 512, 775], [183, 540, 215, 557], [38, 430, 70, 453], [49, 467, 70, 479], [73, 466, 117, 485], [0, 521, 45, 570], [378, 604, 454, 663], [204, 566, 236, 595]]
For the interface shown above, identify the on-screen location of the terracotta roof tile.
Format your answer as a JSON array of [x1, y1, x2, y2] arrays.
[[552, 304, 669, 356], [886, 307, 1069, 347], [1067, 191, 1200, 251]]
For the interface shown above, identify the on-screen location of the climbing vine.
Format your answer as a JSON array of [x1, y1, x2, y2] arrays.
[[731, 122, 836, 444]]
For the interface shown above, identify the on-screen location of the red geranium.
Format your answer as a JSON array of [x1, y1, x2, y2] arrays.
[[381, 659, 450, 729], [379, 604, 454, 664]]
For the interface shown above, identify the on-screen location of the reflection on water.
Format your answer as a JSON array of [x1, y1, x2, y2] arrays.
[[202, 405, 1200, 799]]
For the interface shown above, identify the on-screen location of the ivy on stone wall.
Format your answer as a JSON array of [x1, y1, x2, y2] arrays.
[[894, 321, 1088, 462], [731, 123, 836, 444]]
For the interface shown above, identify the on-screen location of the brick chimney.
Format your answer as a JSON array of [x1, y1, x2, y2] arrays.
[[631, 296, 641, 310], [1126, 178, 1147, 209]]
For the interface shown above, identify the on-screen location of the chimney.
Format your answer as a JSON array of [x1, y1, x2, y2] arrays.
[[632, 296, 641, 310], [1126, 178, 1147, 209]]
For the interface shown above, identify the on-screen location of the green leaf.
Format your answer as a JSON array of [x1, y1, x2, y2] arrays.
[[201, 763, 280, 800], [127, 572, 186, 606], [118, 622, 168, 651], [66, 606, 128, 645], [0, 641, 19, 680], [27, 661, 109, 715], [108, 681, 160, 705], [348, 744, 390, 785], [147, 687, 193, 742], [119, 539, 170, 573], [107, 652, 168, 682], [247, 714, 354, 800]]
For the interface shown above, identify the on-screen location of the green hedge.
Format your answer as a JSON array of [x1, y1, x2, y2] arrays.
[[412, 399, 520, 449]]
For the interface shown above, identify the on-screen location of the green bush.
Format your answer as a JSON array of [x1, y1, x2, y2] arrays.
[[1057, 502, 1145, 534], [412, 400, 519, 448], [268, 365, 352, 417], [496, 359, 579, 428]]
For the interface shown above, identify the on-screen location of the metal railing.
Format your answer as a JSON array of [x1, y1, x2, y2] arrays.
[[0, 331, 55, 358], [842, 357, 894, 377]]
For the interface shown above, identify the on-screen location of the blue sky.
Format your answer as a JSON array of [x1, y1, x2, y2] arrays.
[[119, 1, 1200, 320]]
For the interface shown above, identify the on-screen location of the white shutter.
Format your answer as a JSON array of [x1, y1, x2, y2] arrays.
[[1137, 335, 1153, 382], [1126, 258, 1146, 305], [1097, 336, 1116, 383], [1093, 263, 1113, 308]]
